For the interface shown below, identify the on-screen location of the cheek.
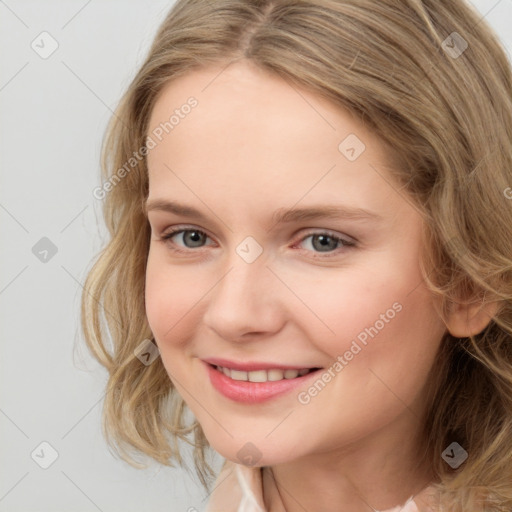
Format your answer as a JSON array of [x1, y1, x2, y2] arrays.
[[286, 271, 444, 451], [144, 249, 200, 348], [288, 256, 444, 386]]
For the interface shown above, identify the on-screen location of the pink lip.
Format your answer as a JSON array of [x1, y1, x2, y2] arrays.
[[203, 360, 322, 403], [202, 357, 319, 372]]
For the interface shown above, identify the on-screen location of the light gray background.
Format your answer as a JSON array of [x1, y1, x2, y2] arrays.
[[1, 1, 511, 511]]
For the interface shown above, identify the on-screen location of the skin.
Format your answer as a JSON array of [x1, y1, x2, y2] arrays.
[[143, 59, 473, 511]]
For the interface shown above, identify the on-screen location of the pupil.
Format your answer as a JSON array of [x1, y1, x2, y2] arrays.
[[185, 231, 205, 247], [313, 235, 337, 252]]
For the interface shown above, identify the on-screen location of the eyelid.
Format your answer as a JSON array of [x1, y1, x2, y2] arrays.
[[160, 224, 216, 245], [159, 224, 357, 255], [294, 227, 357, 245], [159, 224, 356, 241], [291, 229, 357, 258]]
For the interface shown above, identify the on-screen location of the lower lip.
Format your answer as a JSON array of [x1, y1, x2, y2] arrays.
[[204, 362, 322, 403]]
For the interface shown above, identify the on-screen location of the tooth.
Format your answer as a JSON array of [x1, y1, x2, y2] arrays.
[[230, 369, 248, 381], [248, 370, 268, 382], [267, 369, 285, 381], [219, 366, 309, 382]]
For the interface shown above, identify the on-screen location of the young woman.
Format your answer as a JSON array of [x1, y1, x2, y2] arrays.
[[82, 1, 512, 510]]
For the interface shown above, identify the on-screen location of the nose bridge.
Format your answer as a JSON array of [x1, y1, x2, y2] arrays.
[[213, 250, 272, 311], [202, 244, 282, 337], [216, 235, 272, 299]]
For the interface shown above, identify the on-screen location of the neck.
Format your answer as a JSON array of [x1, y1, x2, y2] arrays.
[[262, 409, 434, 512]]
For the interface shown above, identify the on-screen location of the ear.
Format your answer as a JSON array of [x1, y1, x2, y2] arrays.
[[444, 297, 500, 338]]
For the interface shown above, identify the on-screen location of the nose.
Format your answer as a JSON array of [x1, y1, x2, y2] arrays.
[[202, 252, 285, 341]]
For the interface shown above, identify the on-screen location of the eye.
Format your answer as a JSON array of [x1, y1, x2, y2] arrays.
[[159, 226, 356, 257], [296, 231, 356, 255], [161, 227, 213, 250]]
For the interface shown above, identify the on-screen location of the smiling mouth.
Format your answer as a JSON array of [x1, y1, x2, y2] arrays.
[[210, 364, 322, 383]]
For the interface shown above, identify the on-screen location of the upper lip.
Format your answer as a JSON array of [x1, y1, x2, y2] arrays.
[[202, 357, 322, 372]]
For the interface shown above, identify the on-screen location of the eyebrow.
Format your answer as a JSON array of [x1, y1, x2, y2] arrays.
[[144, 199, 383, 225]]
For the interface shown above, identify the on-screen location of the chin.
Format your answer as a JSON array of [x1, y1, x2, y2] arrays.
[[205, 432, 302, 468]]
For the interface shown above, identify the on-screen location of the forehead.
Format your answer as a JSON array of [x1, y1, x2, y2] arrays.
[[145, 61, 405, 220], [148, 60, 393, 162]]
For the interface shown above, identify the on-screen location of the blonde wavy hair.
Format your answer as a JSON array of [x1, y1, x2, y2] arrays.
[[81, 0, 512, 509]]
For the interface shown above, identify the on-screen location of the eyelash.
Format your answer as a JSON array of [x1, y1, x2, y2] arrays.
[[159, 226, 357, 258]]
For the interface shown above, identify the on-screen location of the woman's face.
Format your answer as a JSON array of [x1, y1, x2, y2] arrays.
[[144, 60, 447, 467]]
